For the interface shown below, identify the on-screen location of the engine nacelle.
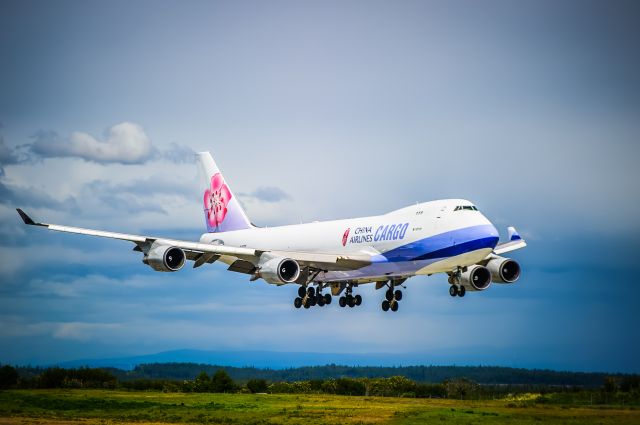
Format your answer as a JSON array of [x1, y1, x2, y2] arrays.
[[143, 242, 186, 272], [486, 256, 521, 283], [259, 257, 300, 285], [460, 265, 492, 291]]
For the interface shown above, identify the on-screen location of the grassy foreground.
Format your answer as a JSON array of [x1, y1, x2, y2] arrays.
[[1, 389, 639, 424]]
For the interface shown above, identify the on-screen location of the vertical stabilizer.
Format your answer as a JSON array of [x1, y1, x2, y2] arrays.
[[197, 152, 252, 233]]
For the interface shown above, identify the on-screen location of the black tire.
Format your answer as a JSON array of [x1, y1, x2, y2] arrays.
[[385, 288, 394, 301], [294, 297, 302, 308], [449, 285, 458, 297], [307, 287, 315, 297], [382, 300, 390, 311], [324, 293, 332, 304], [318, 297, 325, 307], [458, 285, 466, 297], [346, 294, 353, 304], [394, 290, 403, 301], [391, 301, 399, 312], [339, 296, 346, 308], [354, 294, 362, 306], [316, 293, 324, 304], [298, 286, 306, 298], [310, 296, 317, 306], [348, 297, 355, 308], [303, 299, 311, 309]]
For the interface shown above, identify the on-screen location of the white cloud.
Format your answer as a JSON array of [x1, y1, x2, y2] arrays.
[[31, 122, 154, 164]]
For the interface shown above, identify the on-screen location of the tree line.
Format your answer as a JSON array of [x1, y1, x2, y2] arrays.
[[1, 363, 639, 403]]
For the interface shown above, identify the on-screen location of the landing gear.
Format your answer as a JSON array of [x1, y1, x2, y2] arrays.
[[381, 282, 403, 312], [449, 284, 466, 298], [295, 283, 332, 309], [447, 268, 466, 298], [338, 284, 362, 308]]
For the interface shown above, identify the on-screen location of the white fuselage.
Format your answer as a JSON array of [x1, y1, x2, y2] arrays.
[[200, 199, 500, 283]]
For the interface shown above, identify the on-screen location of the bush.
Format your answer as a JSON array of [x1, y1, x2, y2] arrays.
[[247, 379, 268, 393]]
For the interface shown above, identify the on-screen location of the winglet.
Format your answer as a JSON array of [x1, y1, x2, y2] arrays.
[[508, 226, 522, 241], [16, 209, 44, 226]]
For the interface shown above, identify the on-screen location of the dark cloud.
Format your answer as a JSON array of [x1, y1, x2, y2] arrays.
[[240, 187, 292, 203], [0, 180, 79, 212]]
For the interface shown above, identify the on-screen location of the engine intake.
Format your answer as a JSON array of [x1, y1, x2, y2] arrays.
[[259, 257, 300, 285], [486, 256, 521, 283], [461, 265, 492, 291], [143, 242, 186, 272]]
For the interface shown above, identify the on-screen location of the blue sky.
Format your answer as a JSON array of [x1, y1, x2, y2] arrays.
[[1, 0, 639, 372]]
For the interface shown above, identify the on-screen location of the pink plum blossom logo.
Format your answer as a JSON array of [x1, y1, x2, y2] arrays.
[[204, 173, 232, 228]]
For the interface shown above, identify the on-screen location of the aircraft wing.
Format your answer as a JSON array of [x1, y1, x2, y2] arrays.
[[493, 226, 527, 255], [16, 209, 371, 271]]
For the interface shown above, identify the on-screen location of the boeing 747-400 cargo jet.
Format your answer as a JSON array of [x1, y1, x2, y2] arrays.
[[17, 152, 526, 312]]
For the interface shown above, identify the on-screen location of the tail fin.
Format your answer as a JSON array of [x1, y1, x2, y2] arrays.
[[197, 152, 252, 233]]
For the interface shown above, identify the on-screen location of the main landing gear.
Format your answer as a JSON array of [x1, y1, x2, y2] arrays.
[[338, 284, 362, 308], [381, 287, 403, 312], [293, 284, 332, 309]]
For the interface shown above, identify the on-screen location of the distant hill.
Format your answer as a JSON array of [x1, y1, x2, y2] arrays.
[[56, 349, 446, 370]]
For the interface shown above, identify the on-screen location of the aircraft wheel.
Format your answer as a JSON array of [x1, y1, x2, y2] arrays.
[[382, 300, 390, 311], [294, 297, 302, 309], [354, 294, 362, 306], [391, 301, 399, 312], [348, 298, 355, 308], [318, 297, 325, 307], [394, 290, 403, 301], [307, 287, 315, 297], [298, 286, 306, 298], [449, 285, 458, 297], [385, 288, 394, 301], [309, 296, 317, 306], [339, 296, 346, 308], [303, 299, 311, 309], [458, 286, 466, 297], [324, 293, 332, 304]]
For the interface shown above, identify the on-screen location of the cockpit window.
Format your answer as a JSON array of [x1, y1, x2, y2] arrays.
[[454, 205, 478, 211]]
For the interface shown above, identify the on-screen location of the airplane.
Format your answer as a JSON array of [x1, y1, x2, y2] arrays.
[[16, 151, 526, 312]]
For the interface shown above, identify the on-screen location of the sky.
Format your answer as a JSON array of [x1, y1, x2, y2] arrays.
[[1, 0, 639, 373]]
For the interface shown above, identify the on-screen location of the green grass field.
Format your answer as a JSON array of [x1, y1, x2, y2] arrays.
[[1, 389, 638, 424]]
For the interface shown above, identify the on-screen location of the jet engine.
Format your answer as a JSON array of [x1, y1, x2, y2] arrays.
[[142, 242, 186, 272], [259, 257, 300, 285], [486, 256, 521, 283], [460, 265, 492, 291]]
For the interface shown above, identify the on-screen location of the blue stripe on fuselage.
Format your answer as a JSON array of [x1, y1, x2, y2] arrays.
[[372, 224, 499, 263]]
